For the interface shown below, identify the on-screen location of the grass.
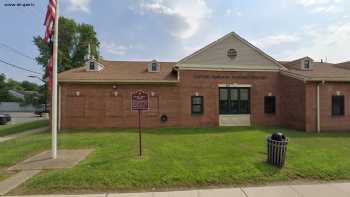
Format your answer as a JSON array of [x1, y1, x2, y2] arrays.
[[0, 119, 49, 137], [1, 127, 350, 194]]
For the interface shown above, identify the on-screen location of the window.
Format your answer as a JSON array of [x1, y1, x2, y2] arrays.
[[264, 96, 276, 114], [304, 60, 310, 69], [148, 61, 160, 72], [191, 96, 203, 114], [151, 63, 158, 71], [332, 95, 345, 116], [219, 87, 250, 114], [89, 61, 95, 70]]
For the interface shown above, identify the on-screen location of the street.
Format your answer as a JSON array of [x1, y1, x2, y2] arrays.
[[0, 112, 47, 125]]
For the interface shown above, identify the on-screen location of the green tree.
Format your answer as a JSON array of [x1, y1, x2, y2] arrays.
[[6, 79, 23, 91], [33, 17, 100, 105], [33, 16, 100, 76], [0, 74, 22, 102], [21, 81, 39, 92], [0, 74, 10, 101]]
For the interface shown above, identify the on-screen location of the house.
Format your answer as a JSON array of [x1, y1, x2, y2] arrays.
[[58, 32, 350, 132]]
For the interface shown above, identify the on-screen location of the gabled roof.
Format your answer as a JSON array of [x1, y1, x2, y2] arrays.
[[176, 32, 286, 71], [336, 61, 350, 70], [280, 61, 350, 82], [282, 56, 313, 70], [58, 60, 178, 84]]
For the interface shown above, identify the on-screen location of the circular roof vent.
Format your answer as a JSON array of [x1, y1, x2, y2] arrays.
[[227, 48, 237, 58]]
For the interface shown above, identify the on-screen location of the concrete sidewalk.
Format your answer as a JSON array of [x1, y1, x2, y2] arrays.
[[3, 182, 350, 197], [0, 127, 48, 143]]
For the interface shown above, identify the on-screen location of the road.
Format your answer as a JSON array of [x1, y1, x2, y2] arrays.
[[0, 112, 47, 125]]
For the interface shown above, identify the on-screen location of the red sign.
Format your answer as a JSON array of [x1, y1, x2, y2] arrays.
[[131, 90, 149, 111]]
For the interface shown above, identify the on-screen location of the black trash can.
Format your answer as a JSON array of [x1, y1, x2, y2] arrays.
[[267, 132, 288, 167]]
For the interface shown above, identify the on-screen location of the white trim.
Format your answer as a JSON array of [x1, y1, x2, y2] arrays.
[[148, 60, 161, 73], [280, 70, 308, 81], [59, 79, 179, 84], [176, 32, 287, 70], [58, 85, 61, 132], [218, 84, 252, 88], [86, 59, 104, 72], [281, 70, 350, 82], [219, 114, 251, 126], [178, 67, 280, 72], [316, 83, 320, 133]]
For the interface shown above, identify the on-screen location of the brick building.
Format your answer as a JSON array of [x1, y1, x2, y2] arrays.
[[58, 32, 350, 132]]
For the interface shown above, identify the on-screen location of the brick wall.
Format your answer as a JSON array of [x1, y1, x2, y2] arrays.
[[59, 73, 350, 131], [319, 82, 350, 131], [304, 83, 317, 132], [178, 70, 282, 127], [60, 83, 181, 129], [279, 75, 306, 131]]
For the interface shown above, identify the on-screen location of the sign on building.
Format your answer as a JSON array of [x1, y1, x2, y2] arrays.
[[131, 90, 149, 157], [131, 90, 149, 111]]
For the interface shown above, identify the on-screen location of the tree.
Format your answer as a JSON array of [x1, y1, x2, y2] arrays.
[[34, 17, 100, 75], [21, 81, 39, 92], [0, 74, 11, 101], [0, 74, 22, 102], [6, 79, 23, 91], [33, 17, 100, 106]]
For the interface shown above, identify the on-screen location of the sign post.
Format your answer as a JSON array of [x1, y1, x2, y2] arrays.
[[131, 90, 149, 157], [138, 109, 141, 156]]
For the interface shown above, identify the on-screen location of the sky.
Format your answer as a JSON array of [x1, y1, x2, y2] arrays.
[[1, 0, 350, 84]]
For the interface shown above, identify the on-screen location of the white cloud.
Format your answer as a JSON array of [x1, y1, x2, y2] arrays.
[[136, 0, 212, 39], [225, 9, 242, 16], [294, 0, 342, 7], [253, 34, 301, 49], [311, 5, 343, 13], [66, 0, 91, 13], [101, 42, 134, 56], [283, 23, 350, 63], [293, 0, 344, 14]]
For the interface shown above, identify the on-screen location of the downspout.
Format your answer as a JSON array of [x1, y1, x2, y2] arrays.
[[316, 82, 320, 133], [58, 84, 61, 132]]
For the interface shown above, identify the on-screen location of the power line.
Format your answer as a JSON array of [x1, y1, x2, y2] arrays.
[[0, 57, 42, 75], [0, 42, 36, 61]]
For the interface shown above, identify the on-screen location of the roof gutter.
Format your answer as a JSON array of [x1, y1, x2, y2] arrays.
[[177, 67, 281, 72], [281, 70, 350, 82], [58, 79, 179, 84]]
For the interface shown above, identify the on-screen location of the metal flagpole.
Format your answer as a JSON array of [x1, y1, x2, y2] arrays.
[[51, 0, 59, 159]]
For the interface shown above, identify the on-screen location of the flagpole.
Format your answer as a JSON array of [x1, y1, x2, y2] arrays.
[[51, 0, 59, 159]]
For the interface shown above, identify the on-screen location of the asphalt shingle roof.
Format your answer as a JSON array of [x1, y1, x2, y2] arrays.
[[280, 61, 350, 81], [58, 60, 178, 83]]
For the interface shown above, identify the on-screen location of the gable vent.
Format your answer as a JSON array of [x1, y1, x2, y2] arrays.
[[227, 48, 237, 58]]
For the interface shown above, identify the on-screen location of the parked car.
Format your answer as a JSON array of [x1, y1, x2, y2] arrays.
[[34, 104, 50, 117], [0, 114, 11, 125], [4, 114, 11, 122]]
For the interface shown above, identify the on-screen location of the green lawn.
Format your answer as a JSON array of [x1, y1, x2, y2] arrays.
[[0, 119, 49, 137], [1, 127, 350, 194]]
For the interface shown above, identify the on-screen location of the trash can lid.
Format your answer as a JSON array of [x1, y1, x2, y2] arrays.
[[271, 132, 286, 141]]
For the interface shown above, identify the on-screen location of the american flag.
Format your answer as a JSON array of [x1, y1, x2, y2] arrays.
[[43, 0, 57, 90]]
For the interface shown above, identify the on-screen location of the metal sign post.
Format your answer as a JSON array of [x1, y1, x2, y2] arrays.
[[131, 90, 149, 157], [138, 109, 142, 156]]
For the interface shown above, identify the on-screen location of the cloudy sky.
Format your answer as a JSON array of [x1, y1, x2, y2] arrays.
[[1, 0, 350, 83]]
